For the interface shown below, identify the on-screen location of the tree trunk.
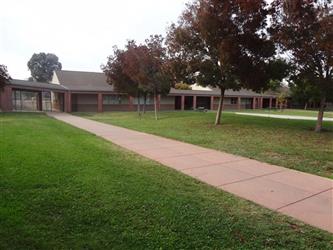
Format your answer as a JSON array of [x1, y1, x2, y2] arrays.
[[304, 102, 308, 110], [314, 97, 326, 132], [143, 94, 147, 114], [279, 101, 283, 112], [154, 91, 158, 121], [137, 93, 142, 118], [215, 88, 225, 125]]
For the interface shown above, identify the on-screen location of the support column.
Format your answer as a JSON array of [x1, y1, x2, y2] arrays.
[[252, 97, 256, 109], [128, 96, 134, 111], [37, 92, 43, 111], [193, 96, 197, 110], [237, 96, 241, 110], [181, 95, 185, 111], [0, 86, 13, 112], [257, 97, 260, 109], [269, 97, 273, 109], [97, 93, 103, 112], [65, 92, 72, 113], [210, 96, 214, 110], [275, 98, 278, 108], [260, 97, 263, 109]]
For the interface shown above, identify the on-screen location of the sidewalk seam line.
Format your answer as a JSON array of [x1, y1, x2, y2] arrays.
[[218, 170, 287, 187], [276, 187, 333, 211], [179, 159, 249, 171], [150, 151, 211, 159]]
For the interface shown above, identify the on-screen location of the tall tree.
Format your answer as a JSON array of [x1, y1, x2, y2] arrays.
[[166, 0, 282, 125], [143, 35, 172, 120], [121, 40, 151, 115], [102, 44, 142, 114], [119, 37, 172, 120], [0, 64, 11, 89], [289, 77, 321, 110], [271, 0, 333, 132], [27, 53, 62, 82]]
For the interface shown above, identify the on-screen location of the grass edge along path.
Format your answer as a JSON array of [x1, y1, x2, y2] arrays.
[[78, 111, 333, 179], [235, 108, 333, 118]]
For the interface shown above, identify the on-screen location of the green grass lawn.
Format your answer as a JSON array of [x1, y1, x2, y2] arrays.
[[1, 113, 332, 249], [78, 111, 333, 179], [236, 108, 333, 118]]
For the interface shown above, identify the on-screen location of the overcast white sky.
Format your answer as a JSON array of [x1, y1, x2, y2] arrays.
[[1, 0, 187, 79]]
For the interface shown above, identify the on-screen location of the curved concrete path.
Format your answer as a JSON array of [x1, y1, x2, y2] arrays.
[[48, 113, 333, 233], [236, 112, 333, 122]]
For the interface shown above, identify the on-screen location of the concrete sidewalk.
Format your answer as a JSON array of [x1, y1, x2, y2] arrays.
[[236, 112, 333, 122], [48, 113, 333, 233]]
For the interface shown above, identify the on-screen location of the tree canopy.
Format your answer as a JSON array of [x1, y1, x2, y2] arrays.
[[103, 43, 140, 97], [103, 36, 172, 119], [166, 0, 286, 125], [271, 0, 333, 131], [27, 53, 62, 82], [289, 77, 321, 109], [0, 64, 11, 89], [175, 82, 192, 90]]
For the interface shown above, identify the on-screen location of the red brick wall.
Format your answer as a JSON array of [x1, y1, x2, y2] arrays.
[[103, 104, 175, 112], [0, 86, 13, 112], [103, 104, 133, 112], [212, 104, 247, 110]]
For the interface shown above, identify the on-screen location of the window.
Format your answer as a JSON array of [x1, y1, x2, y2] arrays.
[[103, 95, 122, 105], [12, 90, 39, 111], [42, 91, 52, 111], [133, 96, 152, 105], [231, 97, 238, 104]]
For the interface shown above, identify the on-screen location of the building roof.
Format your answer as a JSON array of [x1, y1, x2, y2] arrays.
[[9, 79, 67, 91], [169, 88, 277, 97], [53, 70, 277, 97], [8, 71, 278, 98], [54, 70, 114, 92]]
